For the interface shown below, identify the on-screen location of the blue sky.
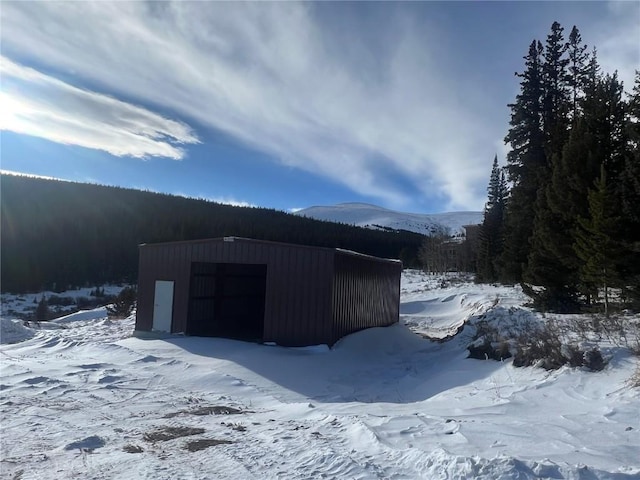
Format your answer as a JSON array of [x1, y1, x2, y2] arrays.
[[1, 1, 638, 213]]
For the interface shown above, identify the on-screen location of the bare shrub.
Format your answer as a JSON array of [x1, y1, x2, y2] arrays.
[[467, 338, 512, 361], [583, 348, 605, 371], [563, 344, 585, 368], [629, 365, 640, 388], [163, 405, 244, 418], [467, 308, 539, 362], [143, 426, 204, 442], [222, 422, 247, 432], [512, 321, 606, 371], [122, 444, 144, 453], [191, 405, 242, 416], [184, 438, 233, 452], [513, 321, 566, 370]]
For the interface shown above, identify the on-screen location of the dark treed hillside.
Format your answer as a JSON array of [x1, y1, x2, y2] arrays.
[[1, 174, 423, 293]]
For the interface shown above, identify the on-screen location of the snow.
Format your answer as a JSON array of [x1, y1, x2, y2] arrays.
[[51, 307, 109, 324], [295, 202, 483, 235], [1, 271, 639, 479], [0, 284, 127, 321], [0, 318, 36, 344]]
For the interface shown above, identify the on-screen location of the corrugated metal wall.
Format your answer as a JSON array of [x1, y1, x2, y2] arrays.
[[331, 251, 401, 344], [137, 238, 335, 346], [136, 238, 401, 347]]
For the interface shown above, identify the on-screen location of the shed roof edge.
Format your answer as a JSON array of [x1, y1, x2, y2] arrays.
[[138, 236, 401, 264]]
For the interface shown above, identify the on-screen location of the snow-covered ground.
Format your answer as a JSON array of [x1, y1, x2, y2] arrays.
[[1, 285, 125, 321], [1, 271, 639, 479]]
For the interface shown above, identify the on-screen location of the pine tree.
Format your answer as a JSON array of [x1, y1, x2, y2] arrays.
[[542, 21, 571, 158], [497, 24, 637, 313], [599, 72, 627, 179], [537, 55, 604, 304], [619, 71, 640, 307], [499, 39, 545, 283], [34, 295, 49, 323], [522, 22, 578, 310], [621, 72, 640, 229], [545, 53, 613, 238], [106, 287, 137, 318], [476, 156, 506, 283], [566, 26, 589, 121], [574, 166, 622, 316]]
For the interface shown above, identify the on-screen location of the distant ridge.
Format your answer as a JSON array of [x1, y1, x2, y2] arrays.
[[295, 203, 482, 236]]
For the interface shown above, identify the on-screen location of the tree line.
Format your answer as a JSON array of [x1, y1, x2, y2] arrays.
[[475, 22, 640, 312], [1, 174, 424, 293]]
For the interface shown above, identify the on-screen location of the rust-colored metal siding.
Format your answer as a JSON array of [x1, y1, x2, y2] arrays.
[[331, 250, 401, 344], [136, 237, 401, 347]]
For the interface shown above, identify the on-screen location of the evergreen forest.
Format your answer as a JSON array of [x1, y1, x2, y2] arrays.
[[476, 22, 640, 312], [1, 174, 423, 293]]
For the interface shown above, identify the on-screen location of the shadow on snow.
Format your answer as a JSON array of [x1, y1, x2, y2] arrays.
[[153, 321, 503, 405]]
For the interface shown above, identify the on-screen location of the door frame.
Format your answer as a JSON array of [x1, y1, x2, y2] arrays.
[[152, 280, 174, 332]]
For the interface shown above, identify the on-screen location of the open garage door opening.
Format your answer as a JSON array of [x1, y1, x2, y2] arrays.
[[187, 262, 267, 341]]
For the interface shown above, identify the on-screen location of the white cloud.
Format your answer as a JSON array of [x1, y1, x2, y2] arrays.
[[0, 2, 494, 210], [0, 2, 636, 210], [209, 197, 257, 208], [0, 56, 199, 159], [597, 1, 640, 92]]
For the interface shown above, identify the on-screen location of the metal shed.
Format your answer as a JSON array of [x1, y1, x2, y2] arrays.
[[135, 237, 401, 346]]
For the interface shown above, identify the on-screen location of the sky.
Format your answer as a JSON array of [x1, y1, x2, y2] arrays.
[[1, 1, 638, 214]]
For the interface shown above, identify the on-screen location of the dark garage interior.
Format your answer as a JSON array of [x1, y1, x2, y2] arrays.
[[187, 262, 267, 341]]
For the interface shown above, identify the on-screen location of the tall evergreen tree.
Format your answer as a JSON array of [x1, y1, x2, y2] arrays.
[[542, 21, 571, 158], [574, 166, 622, 316], [532, 55, 627, 307], [495, 24, 638, 313], [547, 49, 603, 230], [522, 22, 577, 309], [525, 185, 580, 311], [566, 26, 589, 121], [621, 71, 640, 228], [536, 54, 604, 303], [598, 72, 627, 179], [499, 40, 545, 283], [35, 295, 49, 323], [477, 156, 506, 283], [619, 71, 640, 306]]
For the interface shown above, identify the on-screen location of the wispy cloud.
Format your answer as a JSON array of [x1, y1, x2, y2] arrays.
[[170, 192, 257, 208], [598, 1, 640, 91], [0, 2, 637, 210], [207, 197, 257, 208], [0, 56, 199, 159]]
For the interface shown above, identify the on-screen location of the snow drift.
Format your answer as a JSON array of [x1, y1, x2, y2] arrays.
[[1, 271, 638, 479]]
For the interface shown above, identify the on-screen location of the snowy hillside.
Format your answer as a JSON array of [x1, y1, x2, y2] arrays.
[[295, 202, 482, 235], [1, 271, 638, 479]]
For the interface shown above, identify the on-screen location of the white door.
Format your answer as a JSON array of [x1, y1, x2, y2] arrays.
[[152, 280, 174, 332]]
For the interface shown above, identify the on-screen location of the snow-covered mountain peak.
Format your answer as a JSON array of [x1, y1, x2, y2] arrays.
[[295, 203, 482, 236]]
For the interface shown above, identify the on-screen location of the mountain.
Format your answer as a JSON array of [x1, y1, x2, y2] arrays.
[[295, 203, 482, 236]]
